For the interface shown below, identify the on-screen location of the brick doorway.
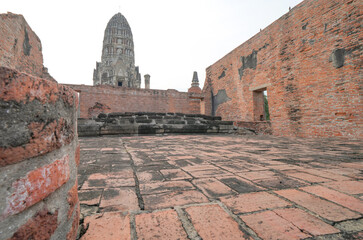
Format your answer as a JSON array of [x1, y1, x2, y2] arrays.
[[253, 88, 269, 121]]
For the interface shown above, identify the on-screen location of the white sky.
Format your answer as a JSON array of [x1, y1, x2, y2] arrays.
[[2, 0, 303, 91]]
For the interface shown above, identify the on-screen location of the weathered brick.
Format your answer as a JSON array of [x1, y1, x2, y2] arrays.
[[1, 155, 70, 220], [241, 210, 311, 240], [0, 118, 75, 166], [275, 189, 361, 222], [185, 204, 251, 239], [202, 0, 362, 139], [8, 209, 58, 240], [81, 212, 131, 240], [75, 144, 81, 166], [220, 191, 290, 214], [301, 185, 363, 213], [273, 208, 340, 236], [67, 180, 79, 219], [135, 209, 188, 240]]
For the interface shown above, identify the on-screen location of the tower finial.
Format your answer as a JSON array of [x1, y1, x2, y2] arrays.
[[191, 71, 199, 87]]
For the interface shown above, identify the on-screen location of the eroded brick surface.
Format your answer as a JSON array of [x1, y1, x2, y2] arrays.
[[185, 204, 251, 239], [81, 212, 131, 240], [8, 209, 58, 240], [1, 155, 70, 220], [135, 210, 188, 240]]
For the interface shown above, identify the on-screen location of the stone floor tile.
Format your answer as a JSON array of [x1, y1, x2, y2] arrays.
[[79, 189, 103, 205], [255, 175, 308, 190], [237, 170, 277, 181], [220, 191, 290, 214], [105, 178, 135, 187], [300, 168, 353, 181], [322, 181, 363, 195], [140, 180, 194, 195], [160, 169, 192, 180], [241, 210, 311, 240], [99, 188, 139, 212], [218, 176, 263, 193], [192, 178, 236, 198], [273, 208, 340, 236], [81, 212, 130, 240], [81, 179, 106, 190], [185, 204, 251, 240], [334, 218, 363, 232], [185, 168, 233, 178], [136, 170, 165, 183], [283, 171, 332, 183], [275, 189, 361, 222], [301, 185, 363, 213], [135, 209, 188, 240], [143, 190, 209, 210]]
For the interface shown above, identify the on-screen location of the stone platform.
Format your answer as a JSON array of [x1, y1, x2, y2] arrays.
[[77, 112, 251, 137], [77, 135, 363, 240]]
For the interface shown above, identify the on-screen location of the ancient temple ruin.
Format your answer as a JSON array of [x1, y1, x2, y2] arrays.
[[93, 13, 142, 88]]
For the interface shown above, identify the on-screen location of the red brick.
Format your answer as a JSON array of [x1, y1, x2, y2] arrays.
[[275, 189, 361, 222], [273, 208, 340, 236], [81, 212, 130, 240], [8, 209, 58, 240], [283, 171, 332, 183], [143, 190, 209, 210], [66, 84, 203, 118], [192, 178, 235, 198], [135, 209, 188, 240], [300, 168, 352, 181], [67, 205, 80, 240], [237, 170, 276, 180], [75, 144, 80, 166], [0, 118, 74, 166], [1, 155, 70, 220], [140, 180, 194, 195], [241, 210, 311, 240], [160, 169, 192, 180], [301, 185, 363, 213], [322, 181, 363, 195], [185, 204, 251, 239], [67, 180, 79, 219], [99, 188, 139, 212], [220, 191, 290, 214], [202, 0, 362, 139]]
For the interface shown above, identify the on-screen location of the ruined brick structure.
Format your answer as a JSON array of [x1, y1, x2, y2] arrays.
[[93, 12, 144, 88], [0, 13, 79, 239], [203, 0, 362, 139], [68, 71, 204, 118]]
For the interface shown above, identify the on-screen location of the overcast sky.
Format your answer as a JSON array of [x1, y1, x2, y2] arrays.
[[2, 0, 303, 91]]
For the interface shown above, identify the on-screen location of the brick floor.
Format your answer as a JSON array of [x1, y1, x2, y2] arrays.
[[78, 135, 363, 239], [135, 210, 188, 240], [185, 204, 251, 239]]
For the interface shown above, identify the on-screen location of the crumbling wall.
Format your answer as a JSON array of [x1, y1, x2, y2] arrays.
[[0, 13, 79, 239], [203, 0, 362, 138], [0, 12, 54, 81], [66, 84, 204, 118]]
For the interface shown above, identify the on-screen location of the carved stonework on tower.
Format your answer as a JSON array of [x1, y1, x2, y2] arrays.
[[93, 13, 141, 88]]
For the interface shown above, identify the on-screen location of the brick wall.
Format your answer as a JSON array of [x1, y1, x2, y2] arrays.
[[0, 12, 54, 81], [0, 14, 79, 239], [203, 0, 362, 139], [66, 84, 204, 118]]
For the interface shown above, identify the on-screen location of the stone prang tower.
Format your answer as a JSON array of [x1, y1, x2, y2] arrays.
[[93, 13, 141, 88]]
